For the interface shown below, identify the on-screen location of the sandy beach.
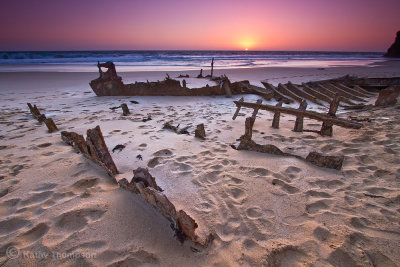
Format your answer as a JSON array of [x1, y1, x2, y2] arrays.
[[1, 61, 400, 266]]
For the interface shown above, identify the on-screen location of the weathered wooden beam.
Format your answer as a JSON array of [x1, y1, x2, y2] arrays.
[[277, 83, 303, 103], [293, 100, 307, 132], [272, 102, 282, 129], [232, 97, 244, 120], [301, 83, 333, 104], [286, 82, 323, 105], [251, 99, 263, 119], [261, 82, 293, 104], [121, 103, 130, 116], [320, 93, 341, 136], [313, 83, 356, 106], [334, 83, 370, 98], [44, 118, 58, 133], [86, 126, 119, 176], [353, 85, 375, 96], [244, 117, 255, 138], [27, 103, 42, 121], [324, 83, 366, 102], [246, 85, 274, 101], [194, 123, 206, 139], [233, 101, 362, 129]]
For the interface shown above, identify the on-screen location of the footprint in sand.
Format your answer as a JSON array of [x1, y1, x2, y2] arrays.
[[306, 199, 331, 214], [0, 198, 20, 216], [249, 168, 270, 177], [153, 149, 174, 157], [306, 190, 332, 198], [34, 183, 58, 192], [271, 179, 300, 194], [0, 217, 30, 235], [19, 191, 54, 207], [147, 157, 163, 168], [245, 207, 263, 219], [284, 166, 302, 179], [228, 186, 248, 203], [54, 207, 107, 232], [266, 246, 310, 266], [13, 222, 50, 247]]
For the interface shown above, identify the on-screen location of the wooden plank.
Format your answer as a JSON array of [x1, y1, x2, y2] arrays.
[[313, 83, 356, 106], [286, 82, 323, 105], [320, 93, 341, 136], [233, 101, 363, 129], [261, 82, 293, 103], [301, 83, 332, 104], [293, 100, 307, 132], [353, 85, 375, 96], [251, 99, 263, 119], [277, 83, 303, 103], [232, 97, 244, 120], [244, 117, 255, 138], [334, 82, 370, 98], [324, 83, 366, 102], [272, 102, 282, 129]]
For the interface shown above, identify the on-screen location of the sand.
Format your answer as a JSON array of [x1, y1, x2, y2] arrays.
[[0, 62, 399, 266]]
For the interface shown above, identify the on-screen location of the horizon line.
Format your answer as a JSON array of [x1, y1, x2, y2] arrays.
[[0, 49, 385, 54]]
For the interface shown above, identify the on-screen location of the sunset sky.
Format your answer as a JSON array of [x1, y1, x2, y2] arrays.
[[1, 0, 399, 52]]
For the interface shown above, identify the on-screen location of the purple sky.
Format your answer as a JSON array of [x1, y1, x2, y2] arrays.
[[0, 0, 399, 51]]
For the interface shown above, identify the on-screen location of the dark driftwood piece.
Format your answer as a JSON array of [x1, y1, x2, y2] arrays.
[[302, 83, 333, 104], [293, 100, 308, 132], [352, 85, 375, 96], [121, 103, 130, 116], [333, 83, 370, 98], [324, 83, 366, 102], [237, 117, 344, 170], [272, 102, 283, 129], [262, 82, 294, 104], [194, 124, 206, 139], [233, 101, 363, 129], [37, 114, 47, 123], [232, 97, 244, 120], [44, 118, 58, 133], [306, 152, 344, 170], [244, 117, 255, 138], [163, 121, 179, 132], [61, 126, 118, 176], [27, 103, 41, 119], [251, 99, 263, 119], [320, 94, 341, 136], [286, 82, 323, 105], [313, 83, 356, 106], [277, 83, 303, 103]]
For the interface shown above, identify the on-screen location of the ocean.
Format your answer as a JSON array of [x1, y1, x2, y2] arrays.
[[0, 50, 385, 72]]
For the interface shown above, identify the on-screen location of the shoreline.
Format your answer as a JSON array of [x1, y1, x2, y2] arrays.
[[1, 60, 400, 92]]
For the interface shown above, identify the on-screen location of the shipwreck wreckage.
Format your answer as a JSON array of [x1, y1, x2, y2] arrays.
[[22, 61, 385, 249], [90, 61, 398, 105]]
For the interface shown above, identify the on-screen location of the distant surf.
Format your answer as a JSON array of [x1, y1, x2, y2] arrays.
[[0, 50, 385, 72]]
